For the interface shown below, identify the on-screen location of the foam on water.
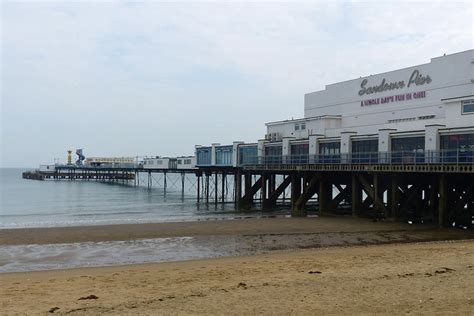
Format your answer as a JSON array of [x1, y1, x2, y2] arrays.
[[0, 237, 234, 273]]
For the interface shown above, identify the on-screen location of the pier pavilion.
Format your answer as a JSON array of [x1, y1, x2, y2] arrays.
[[196, 50, 474, 227]]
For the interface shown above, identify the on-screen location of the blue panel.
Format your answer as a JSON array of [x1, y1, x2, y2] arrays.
[[215, 145, 233, 166], [196, 147, 211, 166], [238, 145, 258, 165]]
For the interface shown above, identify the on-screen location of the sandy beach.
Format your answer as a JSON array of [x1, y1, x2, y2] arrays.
[[1, 218, 474, 314], [1, 239, 473, 315]]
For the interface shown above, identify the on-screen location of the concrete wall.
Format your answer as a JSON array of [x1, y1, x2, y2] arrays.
[[304, 50, 473, 136]]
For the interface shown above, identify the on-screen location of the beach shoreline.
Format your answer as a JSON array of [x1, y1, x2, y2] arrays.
[[1, 239, 473, 315], [1, 216, 473, 273], [1, 216, 471, 246]]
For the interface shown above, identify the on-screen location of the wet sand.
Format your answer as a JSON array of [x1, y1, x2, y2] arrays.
[[0, 216, 468, 246], [1, 240, 473, 315]]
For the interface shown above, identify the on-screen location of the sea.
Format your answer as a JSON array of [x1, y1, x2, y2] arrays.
[[0, 168, 288, 229], [0, 168, 289, 272]]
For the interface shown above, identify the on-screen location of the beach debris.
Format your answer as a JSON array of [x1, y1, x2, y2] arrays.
[[435, 267, 455, 274], [237, 282, 247, 289], [48, 307, 60, 313], [78, 294, 99, 300], [308, 270, 322, 274]]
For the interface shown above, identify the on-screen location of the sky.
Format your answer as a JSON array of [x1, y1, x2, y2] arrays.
[[1, 0, 473, 167]]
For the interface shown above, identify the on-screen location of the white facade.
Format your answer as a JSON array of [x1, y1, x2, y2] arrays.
[[143, 157, 176, 169], [177, 156, 197, 169], [266, 50, 474, 155], [143, 156, 197, 169]]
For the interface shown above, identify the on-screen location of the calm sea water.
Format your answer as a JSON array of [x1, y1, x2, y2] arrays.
[[0, 168, 286, 229]]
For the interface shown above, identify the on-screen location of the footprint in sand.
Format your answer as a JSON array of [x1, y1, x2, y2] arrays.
[[78, 294, 99, 300]]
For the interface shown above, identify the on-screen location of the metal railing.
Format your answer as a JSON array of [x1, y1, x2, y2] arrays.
[[240, 149, 474, 166]]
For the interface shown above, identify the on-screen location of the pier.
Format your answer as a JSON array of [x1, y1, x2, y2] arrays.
[[237, 162, 473, 228], [23, 151, 474, 228]]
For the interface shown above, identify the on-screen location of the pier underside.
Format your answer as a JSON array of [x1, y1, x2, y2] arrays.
[[235, 167, 474, 228]]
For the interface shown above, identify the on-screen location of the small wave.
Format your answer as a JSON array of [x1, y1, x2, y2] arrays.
[[72, 211, 152, 217]]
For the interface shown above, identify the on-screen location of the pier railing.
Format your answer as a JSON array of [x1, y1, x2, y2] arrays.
[[242, 149, 474, 166]]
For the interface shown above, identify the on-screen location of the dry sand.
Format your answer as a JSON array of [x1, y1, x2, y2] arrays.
[[1, 240, 473, 315]]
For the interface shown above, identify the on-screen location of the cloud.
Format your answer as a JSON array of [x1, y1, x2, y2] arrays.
[[1, 0, 472, 167]]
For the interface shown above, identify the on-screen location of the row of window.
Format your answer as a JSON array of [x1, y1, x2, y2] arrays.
[[146, 159, 194, 165], [196, 146, 233, 166], [145, 159, 163, 165], [248, 133, 473, 159], [198, 133, 474, 165], [294, 123, 306, 131], [177, 159, 193, 165]]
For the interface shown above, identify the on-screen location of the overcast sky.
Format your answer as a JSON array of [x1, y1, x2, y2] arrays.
[[1, 0, 472, 167]]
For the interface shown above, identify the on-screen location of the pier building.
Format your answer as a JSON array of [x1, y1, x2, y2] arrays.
[[260, 49, 473, 165], [194, 50, 473, 227], [196, 50, 473, 167]]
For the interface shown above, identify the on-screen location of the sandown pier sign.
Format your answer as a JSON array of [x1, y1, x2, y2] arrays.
[[358, 69, 432, 96], [359, 69, 432, 107]]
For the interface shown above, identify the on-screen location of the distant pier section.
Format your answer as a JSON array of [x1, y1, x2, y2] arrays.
[[22, 168, 136, 181]]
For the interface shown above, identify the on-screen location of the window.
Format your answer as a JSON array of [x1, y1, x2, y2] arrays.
[[391, 136, 425, 163], [301, 123, 306, 130], [319, 142, 340, 155], [352, 139, 378, 163], [441, 134, 474, 150], [290, 143, 309, 163], [157, 160, 163, 165], [216, 146, 233, 166], [319, 141, 341, 163], [294, 124, 300, 131], [291, 143, 309, 155], [239, 145, 258, 165], [196, 147, 212, 165], [264, 145, 282, 164], [440, 133, 474, 163], [391, 137, 425, 152], [177, 160, 182, 164], [462, 100, 474, 114], [352, 139, 378, 153]]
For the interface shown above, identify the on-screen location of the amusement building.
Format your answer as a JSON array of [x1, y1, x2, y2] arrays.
[[196, 49, 474, 167]]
